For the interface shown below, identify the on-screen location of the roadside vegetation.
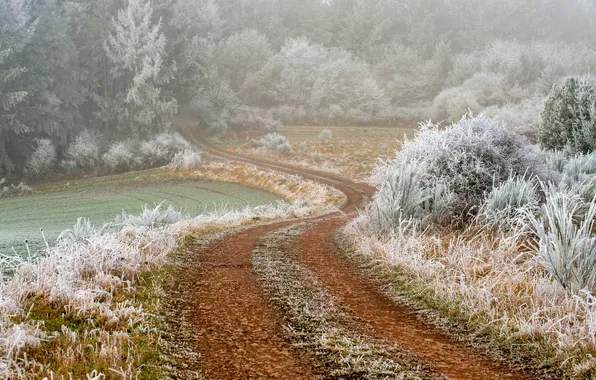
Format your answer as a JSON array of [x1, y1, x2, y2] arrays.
[[0, 160, 342, 378], [343, 83, 596, 376]]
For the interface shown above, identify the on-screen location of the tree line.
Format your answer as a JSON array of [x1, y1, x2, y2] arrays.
[[2, 0, 596, 177]]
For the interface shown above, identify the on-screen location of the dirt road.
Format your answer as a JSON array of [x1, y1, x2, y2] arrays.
[[175, 117, 540, 379]]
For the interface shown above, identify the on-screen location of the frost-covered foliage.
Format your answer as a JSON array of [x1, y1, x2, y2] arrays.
[[102, 0, 177, 136], [251, 133, 293, 155], [115, 203, 184, 229], [432, 73, 510, 123], [59, 132, 195, 174], [167, 148, 202, 171], [57, 218, 97, 244], [24, 139, 57, 178], [484, 97, 545, 139], [102, 141, 136, 173], [527, 189, 596, 293], [319, 129, 332, 144], [0, 178, 32, 198], [478, 175, 540, 231], [0, 161, 341, 378], [540, 77, 596, 153], [61, 130, 102, 173], [370, 114, 540, 228], [430, 41, 596, 133]]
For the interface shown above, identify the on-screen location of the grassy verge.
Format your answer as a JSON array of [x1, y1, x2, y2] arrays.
[[252, 222, 441, 379], [336, 227, 565, 379], [0, 158, 343, 378]]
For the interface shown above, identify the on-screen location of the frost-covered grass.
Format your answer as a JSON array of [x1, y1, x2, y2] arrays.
[[354, 114, 596, 377], [0, 158, 341, 378]]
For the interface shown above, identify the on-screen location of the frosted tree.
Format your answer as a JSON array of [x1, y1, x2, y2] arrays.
[[103, 0, 177, 137], [273, 37, 328, 106], [0, 0, 36, 174], [337, 0, 391, 58], [309, 49, 387, 116], [540, 77, 596, 153]]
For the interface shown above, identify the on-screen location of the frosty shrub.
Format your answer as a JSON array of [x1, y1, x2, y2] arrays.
[[368, 158, 427, 231], [115, 202, 183, 229], [299, 141, 309, 153], [61, 130, 102, 173], [57, 218, 97, 244], [483, 97, 545, 139], [137, 132, 191, 168], [319, 129, 332, 144], [102, 141, 136, 173], [167, 149, 202, 171], [431, 73, 510, 122], [251, 133, 293, 155], [0, 179, 33, 198], [478, 175, 540, 231], [371, 114, 540, 229], [228, 106, 282, 132], [539, 77, 596, 153], [526, 189, 596, 292], [25, 139, 57, 178]]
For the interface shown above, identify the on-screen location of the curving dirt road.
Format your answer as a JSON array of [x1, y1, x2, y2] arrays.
[[175, 117, 540, 379]]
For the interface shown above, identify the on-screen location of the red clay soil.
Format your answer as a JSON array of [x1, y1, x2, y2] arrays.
[[176, 117, 538, 380], [176, 222, 321, 379], [295, 217, 533, 380]]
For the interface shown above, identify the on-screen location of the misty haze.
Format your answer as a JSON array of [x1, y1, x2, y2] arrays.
[[1, 0, 596, 378]]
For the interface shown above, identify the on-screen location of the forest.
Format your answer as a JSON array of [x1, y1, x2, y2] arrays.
[[2, 0, 596, 179]]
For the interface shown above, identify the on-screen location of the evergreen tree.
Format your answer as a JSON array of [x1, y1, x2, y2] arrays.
[[103, 0, 177, 137], [0, 0, 36, 175], [540, 77, 596, 153]]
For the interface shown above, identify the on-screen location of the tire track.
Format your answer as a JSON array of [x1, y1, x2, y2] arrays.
[[175, 117, 543, 379]]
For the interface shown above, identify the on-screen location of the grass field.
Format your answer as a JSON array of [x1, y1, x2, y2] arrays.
[[218, 125, 416, 179], [0, 170, 282, 256]]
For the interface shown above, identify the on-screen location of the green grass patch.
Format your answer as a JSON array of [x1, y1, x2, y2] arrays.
[[0, 169, 282, 256]]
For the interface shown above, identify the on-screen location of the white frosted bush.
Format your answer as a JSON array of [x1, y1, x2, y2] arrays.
[[57, 218, 97, 244], [25, 139, 56, 178], [319, 129, 332, 144], [102, 141, 136, 173], [370, 114, 541, 228], [527, 189, 596, 292], [251, 133, 293, 155], [483, 97, 545, 139], [0, 179, 32, 198], [168, 149, 202, 171], [137, 132, 191, 168], [478, 175, 540, 230], [61, 130, 102, 173], [431, 73, 511, 122], [115, 203, 184, 229]]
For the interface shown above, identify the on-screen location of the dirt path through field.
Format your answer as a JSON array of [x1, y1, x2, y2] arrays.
[[175, 117, 539, 379]]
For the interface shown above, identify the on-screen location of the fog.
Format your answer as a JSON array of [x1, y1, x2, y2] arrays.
[[2, 0, 596, 179]]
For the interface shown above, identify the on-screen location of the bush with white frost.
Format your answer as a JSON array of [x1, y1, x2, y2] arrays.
[[102, 141, 136, 173], [539, 77, 596, 153], [137, 132, 191, 168], [526, 189, 596, 293], [251, 133, 293, 155], [61, 130, 102, 173], [319, 129, 332, 144], [115, 203, 184, 229], [0, 179, 33, 198], [25, 139, 56, 178], [478, 175, 540, 231], [167, 149, 202, 171], [370, 114, 540, 228]]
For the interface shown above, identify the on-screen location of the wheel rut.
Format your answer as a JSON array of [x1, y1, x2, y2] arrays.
[[174, 117, 544, 379]]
